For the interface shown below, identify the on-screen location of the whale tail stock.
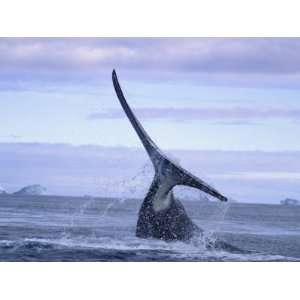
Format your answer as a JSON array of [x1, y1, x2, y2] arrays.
[[112, 69, 227, 202]]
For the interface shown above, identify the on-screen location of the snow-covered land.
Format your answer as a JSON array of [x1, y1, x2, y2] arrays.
[[13, 184, 47, 196]]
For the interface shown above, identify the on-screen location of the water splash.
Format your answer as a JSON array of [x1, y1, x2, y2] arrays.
[[60, 157, 232, 255], [101, 162, 153, 217], [59, 162, 154, 242], [203, 200, 231, 245]]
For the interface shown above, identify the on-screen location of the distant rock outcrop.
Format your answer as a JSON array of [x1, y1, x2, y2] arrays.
[[13, 184, 47, 196], [0, 185, 7, 195], [280, 198, 299, 206]]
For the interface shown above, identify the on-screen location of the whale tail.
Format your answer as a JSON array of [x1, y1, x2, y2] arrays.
[[112, 69, 227, 202]]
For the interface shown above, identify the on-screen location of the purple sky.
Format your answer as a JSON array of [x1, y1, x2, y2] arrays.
[[0, 38, 300, 202], [2, 38, 300, 82]]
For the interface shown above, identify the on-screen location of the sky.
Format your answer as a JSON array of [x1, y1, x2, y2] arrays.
[[1, 38, 300, 203]]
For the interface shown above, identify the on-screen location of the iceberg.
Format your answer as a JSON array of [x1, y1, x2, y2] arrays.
[[280, 198, 299, 206], [0, 185, 7, 195]]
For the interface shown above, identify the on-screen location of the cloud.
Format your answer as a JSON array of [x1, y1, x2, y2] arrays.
[[0, 134, 22, 139], [0, 142, 299, 203], [213, 171, 300, 180], [0, 37, 299, 73], [2, 38, 300, 88], [88, 107, 300, 123]]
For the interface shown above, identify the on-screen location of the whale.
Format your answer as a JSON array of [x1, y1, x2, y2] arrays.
[[112, 70, 229, 243]]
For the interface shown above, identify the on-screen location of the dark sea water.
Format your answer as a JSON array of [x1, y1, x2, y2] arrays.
[[0, 194, 299, 261]]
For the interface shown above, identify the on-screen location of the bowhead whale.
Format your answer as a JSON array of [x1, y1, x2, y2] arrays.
[[112, 70, 228, 242]]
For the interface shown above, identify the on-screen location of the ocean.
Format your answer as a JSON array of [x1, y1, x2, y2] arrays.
[[0, 194, 299, 261]]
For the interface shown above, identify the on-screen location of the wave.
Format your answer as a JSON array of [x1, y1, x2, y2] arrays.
[[0, 236, 297, 262]]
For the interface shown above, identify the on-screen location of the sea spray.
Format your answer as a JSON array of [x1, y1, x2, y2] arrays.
[[101, 162, 153, 217], [173, 185, 232, 251], [59, 162, 154, 242], [202, 200, 231, 250]]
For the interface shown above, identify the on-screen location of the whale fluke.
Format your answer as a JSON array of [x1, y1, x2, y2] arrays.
[[112, 70, 227, 201], [112, 69, 227, 241]]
